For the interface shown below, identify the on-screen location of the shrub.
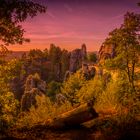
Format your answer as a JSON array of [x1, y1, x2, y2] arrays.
[[47, 81, 62, 101], [61, 70, 86, 106], [77, 76, 105, 104], [16, 95, 72, 127], [0, 92, 19, 131]]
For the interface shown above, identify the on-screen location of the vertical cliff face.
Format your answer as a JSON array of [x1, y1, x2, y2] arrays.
[[69, 49, 82, 72], [98, 44, 116, 63], [81, 44, 87, 61], [21, 74, 46, 112], [69, 45, 87, 73]]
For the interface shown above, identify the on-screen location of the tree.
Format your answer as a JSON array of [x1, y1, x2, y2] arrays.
[[49, 44, 62, 64], [61, 49, 70, 78], [61, 70, 85, 106], [47, 81, 62, 101], [87, 52, 97, 63], [0, 60, 21, 130], [0, 45, 12, 63], [49, 44, 62, 81], [104, 12, 140, 92], [28, 49, 44, 59], [0, 0, 46, 46], [43, 48, 49, 59]]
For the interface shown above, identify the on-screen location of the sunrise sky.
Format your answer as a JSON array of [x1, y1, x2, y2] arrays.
[[8, 0, 140, 52]]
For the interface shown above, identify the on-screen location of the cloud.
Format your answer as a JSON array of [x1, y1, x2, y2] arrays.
[[25, 30, 105, 41]]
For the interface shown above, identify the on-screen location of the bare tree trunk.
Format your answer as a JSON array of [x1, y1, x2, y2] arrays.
[[44, 102, 98, 129]]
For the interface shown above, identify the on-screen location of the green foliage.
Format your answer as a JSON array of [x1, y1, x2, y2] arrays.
[[28, 49, 45, 59], [77, 76, 105, 104], [0, 59, 23, 92], [0, 45, 12, 63], [104, 54, 126, 70], [0, 0, 46, 46], [104, 12, 140, 90], [47, 81, 62, 101], [17, 95, 72, 127], [95, 72, 140, 120], [87, 52, 97, 63], [28, 49, 49, 60], [0, 92, 19, 131], [0, 5, 140, 137], [49, 44, 62, 65], [43, 48, 49, 59], [61, 70, 86, 106], [0, 59, 24, 100], [0, 60, 22, 131]]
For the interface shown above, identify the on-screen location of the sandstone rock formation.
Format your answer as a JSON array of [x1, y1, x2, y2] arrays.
[[81, 44, 87, 61], [21, 73, 46, 112], [64, 70, 73, 81], [69, 44, 87, 72], [98, 44, 116, 63]]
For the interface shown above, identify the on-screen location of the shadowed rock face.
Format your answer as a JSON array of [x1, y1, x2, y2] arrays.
[[24, 75, 46, 93], [98, 44, 116, 63], [69, 49, 82, 72], [21, 74, 46, 112], [82, 64, 96, 80], [64, 70, 73, 81], [69, 45, 87, 72]]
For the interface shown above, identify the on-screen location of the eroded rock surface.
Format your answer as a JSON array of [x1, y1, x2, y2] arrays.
[[21, 74, 46, 111], [69, 44, 87, 73], [98, 44, 116, 63]]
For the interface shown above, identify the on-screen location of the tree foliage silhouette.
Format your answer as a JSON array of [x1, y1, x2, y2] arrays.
[[104, 12, 140, 91], [0, 0, 46, 46]]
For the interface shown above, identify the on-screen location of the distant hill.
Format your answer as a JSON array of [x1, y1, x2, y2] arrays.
[[5, 51, 28, 60]]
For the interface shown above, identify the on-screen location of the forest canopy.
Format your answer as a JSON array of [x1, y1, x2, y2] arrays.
[[0, 1, 140, 140]]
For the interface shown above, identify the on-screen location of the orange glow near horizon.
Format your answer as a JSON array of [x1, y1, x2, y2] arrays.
[[6, 0, 140, 52], [8, 39, 102, 52]]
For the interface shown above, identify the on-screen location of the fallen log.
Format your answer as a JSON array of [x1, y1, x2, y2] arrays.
[[44, 101, 99, 129]]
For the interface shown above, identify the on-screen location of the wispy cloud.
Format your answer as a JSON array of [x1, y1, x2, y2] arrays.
[[47, 12, 56, 19], [26, 31, 105, 41], [64, 4, 73, 12]]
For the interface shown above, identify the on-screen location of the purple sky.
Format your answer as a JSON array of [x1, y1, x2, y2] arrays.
[[9, 0, 140, 51]]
